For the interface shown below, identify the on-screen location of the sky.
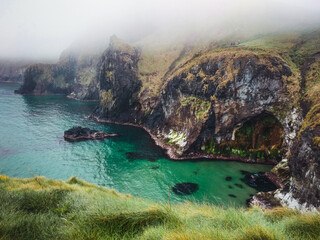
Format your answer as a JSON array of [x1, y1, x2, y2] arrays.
[[0, 0, 320, 60]]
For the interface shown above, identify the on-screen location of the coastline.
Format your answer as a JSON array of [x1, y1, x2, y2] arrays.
[[89, 114, 278, 165]]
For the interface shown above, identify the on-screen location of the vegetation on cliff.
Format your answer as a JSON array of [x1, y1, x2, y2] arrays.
[[1, 176, 320, 240], [202, 114, 284, 160]]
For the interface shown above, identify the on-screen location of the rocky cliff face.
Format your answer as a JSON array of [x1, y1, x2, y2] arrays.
[[92, 34, 320, 210], [155, 52, 295, 158], [15, 50, 100, 100], [94, 41, 298, 162], [0, 60, 35, 82], [94, 36, 142, 120]]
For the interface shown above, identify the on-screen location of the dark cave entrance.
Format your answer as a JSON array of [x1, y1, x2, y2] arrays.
[[203, 112, 284, 160]]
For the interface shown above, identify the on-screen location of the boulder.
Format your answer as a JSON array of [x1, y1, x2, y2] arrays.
[[64, 126, 118, 141]]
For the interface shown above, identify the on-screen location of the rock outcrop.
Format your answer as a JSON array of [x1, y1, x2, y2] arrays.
[[275, 104, 320, 210], [15, 50, 100, 100], [94, 36, 142, 121], [94, 41, 296, 163], [0, 59, 35, 82], [64, 126, 118, 141]]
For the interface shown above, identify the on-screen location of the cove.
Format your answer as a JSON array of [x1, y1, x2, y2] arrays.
[[0, 82, 273, 206]]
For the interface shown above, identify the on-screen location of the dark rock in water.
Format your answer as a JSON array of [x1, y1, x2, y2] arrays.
[[193, 167, 200, 175], [228, 185, 233, 189], [126, 152, 157, 162], [241, 172, 278, 192], [151, 166, 159, 170], [172, 183, 199, 195], [225, 176, 232, 181], [64, 126, 118, 141], [240, 170, 251, 175], [234, 183, 244, 189], [228, 194, 237, 198]]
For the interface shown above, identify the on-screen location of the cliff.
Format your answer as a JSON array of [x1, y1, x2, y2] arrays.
[[94, 36, 299, 162], [92, 31, 320, 210], [0, 59, 35, 82], [15, 49, 100, 100], [17, 30, 320, 210]]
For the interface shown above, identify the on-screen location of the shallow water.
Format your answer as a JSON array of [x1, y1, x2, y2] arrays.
[[0, 82, 273, 206]]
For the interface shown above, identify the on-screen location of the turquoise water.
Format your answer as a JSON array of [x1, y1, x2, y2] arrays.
[[0, 82, 273, 206]]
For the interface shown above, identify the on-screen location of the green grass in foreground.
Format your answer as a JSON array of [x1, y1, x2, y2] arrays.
[[0, 176, 320, 240]]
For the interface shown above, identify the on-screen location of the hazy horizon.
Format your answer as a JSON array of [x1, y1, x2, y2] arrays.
[[1, 0, 320, 61]]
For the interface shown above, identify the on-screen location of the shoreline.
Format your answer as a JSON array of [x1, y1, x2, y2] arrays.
[[89, 114, 278, 165]]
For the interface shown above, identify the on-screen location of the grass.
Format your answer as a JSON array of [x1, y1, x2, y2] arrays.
[[1, 176, 320, 239], [179, 97, 211, 122], [299, 104, 320, 136]]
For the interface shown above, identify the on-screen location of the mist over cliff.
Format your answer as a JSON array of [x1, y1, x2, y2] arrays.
[[1, 0, 320, 60]]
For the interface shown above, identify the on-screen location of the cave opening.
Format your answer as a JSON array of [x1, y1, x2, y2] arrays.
[[203, 112, 284, 160]]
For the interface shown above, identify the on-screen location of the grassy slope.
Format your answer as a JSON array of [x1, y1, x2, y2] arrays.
[[1, 176, 320, 240]]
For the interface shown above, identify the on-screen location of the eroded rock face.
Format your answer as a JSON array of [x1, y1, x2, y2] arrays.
[[152, 53, 292, 158], [248, 192, 282, 209], [15, 50, 100, 100], [94, 36, 142, 122], [0, 60, 34, 82], [94, 40, 294, 161], [276, 105, 320, 210]]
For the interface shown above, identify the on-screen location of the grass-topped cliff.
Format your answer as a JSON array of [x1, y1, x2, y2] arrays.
[[16, 28, 320, 210], [1, 176, 320, 240]]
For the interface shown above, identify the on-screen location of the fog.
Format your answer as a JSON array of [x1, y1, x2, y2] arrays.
[[0, 0, 320, 60]]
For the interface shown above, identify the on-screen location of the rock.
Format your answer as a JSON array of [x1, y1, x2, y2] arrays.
[[270, 159, 290, 188], [16, 49, 100, 100], [282, 105, 320, 209], [228, 185, 233, 189], [234, 183, 244, 189], [248, 191, 282, 209], [95, 35, 141, 122], [241, 172, 278, 192], [126, 152, 157, 162], [225, 176, 232, 181], [172, 182, 199, 195], [64, 126, 118, 141], [151, 166, 159, 170], [0, 59, 34, 83], [228, 194, 237, 198], [193, 168, 200, 175], [93, 39, 293, 162]]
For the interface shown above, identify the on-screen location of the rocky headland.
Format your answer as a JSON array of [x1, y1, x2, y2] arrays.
[[19, 30, 320, 211]]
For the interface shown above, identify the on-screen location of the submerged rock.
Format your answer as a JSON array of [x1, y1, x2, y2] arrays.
[[225, 176, 232, 181], [172, 182, 199, 195], [64, 126, 118, 141], [228, 194, 237, 198], [126, 152, 157, 162], [151, 166, 159, 170], [241, 171, 278, 192], [234, 183, 244, 189], [193, 168, 200, 175]]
